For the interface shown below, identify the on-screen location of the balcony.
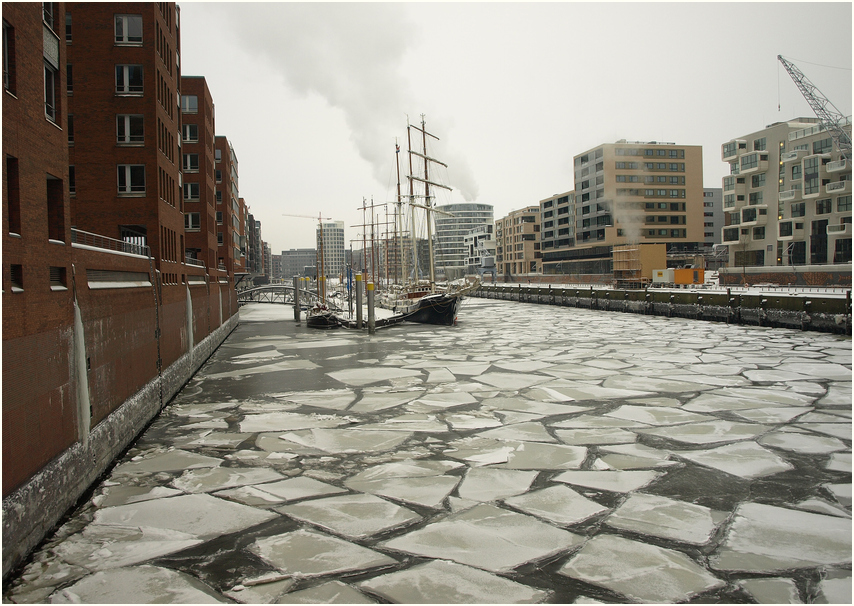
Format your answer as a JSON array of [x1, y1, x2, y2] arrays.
[[740, 205, 768, 227], [827, 159, 848, 173], [738, 152, 769, 175], [777, 221, 805, 242], [781, 150, 805, 163], [721, 227, 742, 243], [827, 223, 852, 237], [721, 140, 746, 162], [778, 189, 798, 202], [826, 180, 851, 194]]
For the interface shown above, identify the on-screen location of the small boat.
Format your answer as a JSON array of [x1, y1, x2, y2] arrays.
[[306, 303, 339, 329]]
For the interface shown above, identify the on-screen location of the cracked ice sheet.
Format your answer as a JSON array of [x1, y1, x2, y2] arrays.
[[552, 470, 661, 493], [327, 367, 422, 386], [634, 420, 768, 445], [603, 374, 716, 393], [405, 391, 478, 411], [357, 559, 549, 604], [558, 534, 725, 603], [171, 467, 286, 493], [605, 405, 712, 425], [346, 474, 461, 509], [738, 578, 802, 604], [251, 529, 396, 578], [111, 449, 222, 475], [380, 503, 584, 573], [276, 493, 421, 539], [93, 493, 278, 540], [239, 412, 353, 433], [758, 427, 849, 454], [348, 390, 422, 413], [272, 388, 357, 410], [51, 525, 203, 571], [793, 421, 853, 440], [472, 372, 552, 390], [711, 502, 852, 572], [504, 484, 608, 526], [554, 428, 638, 445], [457, 468, 538, 502], [677, 441, 794, 479], [277, 580, 373, 604], [204, 359, 320, 379], [538, 381, 652, 401], [476, 421, 557, 443], [250, 476, 347, 502], [485, 396, 588, 417], [604, 493, 719, 545], [50, 565, 228, 603], [276, 428, 411, 453]]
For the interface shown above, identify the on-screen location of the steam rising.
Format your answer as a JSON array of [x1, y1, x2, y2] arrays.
[[217, 3, 478, 200]]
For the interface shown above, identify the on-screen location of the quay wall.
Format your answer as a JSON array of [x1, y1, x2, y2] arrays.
[[473, 285, 852, 335], [2, 247, 239, 579]]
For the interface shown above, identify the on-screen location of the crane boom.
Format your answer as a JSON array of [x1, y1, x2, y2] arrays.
[[778, 55, 852, 161]]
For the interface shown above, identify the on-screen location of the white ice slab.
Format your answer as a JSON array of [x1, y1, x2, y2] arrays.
[[357, 559, 549, 604], [793, 422, 852, 440], [205, 359, 320, 379], [758, 428, 849, 454], [444, 412, 504, 430], [277, 580, 374, 604], [558, 534, 724, 602], [93, 493, 278, 540], [794, 498, 851, 518], [605, 405, 712, 426], [711, 502, 852, 572], [500, 441, 587, 470], [603, 374, 713, 393], [276, 493, 421, 539], [251, 529, 396, 577], [170, 467, 285, 493], [224, 577, 295, 604], [327, 367, 422, 386], [380, 503, 584, 573], [504, 484, 608, 526], [729, 406, 813, 424], [457, 468, 538, 503], [112, 449, 222, 475], [273, 389, 358, 410], [677, 441, 793, 479], [776, 362, 853, 380], [477, 421, 557, 443], [276, 428, 411, 453], [554, 428, 637, 445], [604, 493, 718, 545], [252, 476, 347, 502], [635, 420, 767, 445], [239, 412, 352, 433], [94, 485, 183, 508], [50, 565, 227, 603], [738, 578, 802, 604], [552, 470, 661, 493], [346, 474, 461, 509], [550, 414, 645, 429], [473, 372, 552, 390], [348, 390, 422, 412], [407, 391, 478, 410], [817, 576, 852, 604], [827, 452, 852, 473], [539, 382, 651, 401]]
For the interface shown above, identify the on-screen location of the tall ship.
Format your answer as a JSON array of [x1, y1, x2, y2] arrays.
[[378, 116, 480, 325]]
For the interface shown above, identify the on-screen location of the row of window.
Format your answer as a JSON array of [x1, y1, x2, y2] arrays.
[[616, 189, 686, 198], [615, 162, 686, 172], [615, 175, 685, 184]]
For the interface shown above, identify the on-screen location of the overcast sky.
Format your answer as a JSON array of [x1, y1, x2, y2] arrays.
[[177, 1, 852, 253]]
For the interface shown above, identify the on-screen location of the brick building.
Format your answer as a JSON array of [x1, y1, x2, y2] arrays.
[[214, 135, 240, 273], [180, 75, 219, 275]]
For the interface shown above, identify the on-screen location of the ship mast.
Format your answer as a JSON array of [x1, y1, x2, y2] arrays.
[[395, 140, 405, 286]]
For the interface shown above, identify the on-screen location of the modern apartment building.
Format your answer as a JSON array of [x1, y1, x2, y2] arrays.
[[66, 3, 183, 281], [281, 248, 317, 278], [721, 118, 852, 268], [540, 191, 575, 273], [180, 76, 218, 273], [542, 141, 704, 275], [495, 206, 541, 277], [433, 203, 494, 280], [317, 220, 345, 278], [463, 224, 495, 276]]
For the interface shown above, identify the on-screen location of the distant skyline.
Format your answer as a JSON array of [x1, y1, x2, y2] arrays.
[[178, 2, 852, 253]]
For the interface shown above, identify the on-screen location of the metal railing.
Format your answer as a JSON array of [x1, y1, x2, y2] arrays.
[[184, 255, 206, 268], [71, 228, 150, 257]]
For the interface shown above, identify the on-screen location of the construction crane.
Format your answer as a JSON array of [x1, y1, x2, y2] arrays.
[[778, 55, 852, 161]]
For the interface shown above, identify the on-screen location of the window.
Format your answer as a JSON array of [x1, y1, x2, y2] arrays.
[[6, 156, 20, 234], [66, 63, 72, 93], [813, 137, 832, 155], [47, 175, 64, 241], [117, 165, 145, 194], [116, 64, 143, 94], [751, 173, 765, 188], [838, 195, 852, 212], [779, 222, 793, 237], [3, 20, 15, 93], [185, 212, 200, 231], [43, 3, 55, 28], [804, 157, 820, 195], [181, 95, 198, 113], [215, 169, 222, 183], [749, 192, 763, 205], [117, 114, 144, 144], [753, 137, 766, 151], [215, 149, 221, 162], [216, 190, 222, 203], [182, 123, 198, 142], [115, 15, 142, 44], [50, 266, 66, 290], [816, 198, 832, 215], [741, 153, 759, 171], [182, 153, 199, 172], [69, 165, 75, 195], [67, 114, 74, 144], [65, 13, 71, 42], [216, 211, 223, 224], [44, 63, 57, 122], [791, 202, 805, 218], [217, 231, 223, 245], [723, 142, 737, 157], [9, 264, 23, 291], [183, 182, 199, 200]]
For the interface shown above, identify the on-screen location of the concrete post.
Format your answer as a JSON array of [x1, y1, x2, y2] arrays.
[[367, 281, 376, 334], [293, 276, 301, 323], [355, 273, 363, 329]]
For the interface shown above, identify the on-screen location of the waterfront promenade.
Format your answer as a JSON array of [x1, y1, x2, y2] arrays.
[[4, 299, 851, 603]]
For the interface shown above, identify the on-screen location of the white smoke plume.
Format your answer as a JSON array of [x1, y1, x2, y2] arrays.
[[215, 3, 478, 200]]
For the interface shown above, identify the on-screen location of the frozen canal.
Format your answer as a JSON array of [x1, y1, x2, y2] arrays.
[[5, 298, 852, 604]]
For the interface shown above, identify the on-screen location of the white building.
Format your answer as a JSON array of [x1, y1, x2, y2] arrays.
[[434, 203, 494, 280], [316, 220, 346, 278]]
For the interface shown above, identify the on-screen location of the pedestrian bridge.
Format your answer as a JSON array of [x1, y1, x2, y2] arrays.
[[236, 285, 343, 311]]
